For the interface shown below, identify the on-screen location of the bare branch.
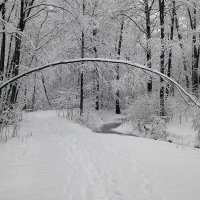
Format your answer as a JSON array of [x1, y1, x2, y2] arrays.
[[23, 3, 77, 20], [120, 13, 146, 34]]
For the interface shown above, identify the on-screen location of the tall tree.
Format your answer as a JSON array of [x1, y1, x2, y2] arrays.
[[159, 0, 165, 116], [4, 0, 36, 104], [144, 0, 154, 92], [167, 0, 175, 79], [0, 0, 6, 82], [80, 0, 85, 115], [116, 19, 124, 114], [188, 3, 200, 97]]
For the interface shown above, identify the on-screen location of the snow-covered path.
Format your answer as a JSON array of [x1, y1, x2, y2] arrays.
[[1, 111, 200, 200]]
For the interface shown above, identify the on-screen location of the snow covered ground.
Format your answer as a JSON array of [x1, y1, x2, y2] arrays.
[[167, 116, 197, 146], [0, 111, 200, 200], [113, 115, 198, 147]]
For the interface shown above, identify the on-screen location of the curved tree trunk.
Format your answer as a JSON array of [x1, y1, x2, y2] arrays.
[[1, 58, 199, 108]]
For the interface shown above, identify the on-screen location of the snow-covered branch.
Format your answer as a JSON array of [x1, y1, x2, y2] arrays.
[[23, 3, 76, 20], [0, 58, 199, 108]]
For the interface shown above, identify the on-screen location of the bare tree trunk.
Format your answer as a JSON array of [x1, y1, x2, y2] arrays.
[[8, 0, 25, 104], [144, 0, 153, 92], [166, 0, 175, 96], [159, 0, 165, 116], [80, 0, 85, 115], [5, 36, 14, 78], [7, 0, 35, 105], [116, 20, 124, 114], [0, 1, 6, 98], [41, 74, 52, 108], [93, 28, 99, 110], [31, 73, 36, 110], [188, 4, 200, 97], [167, 0, 175, 78], [80, 32, 84, 115]]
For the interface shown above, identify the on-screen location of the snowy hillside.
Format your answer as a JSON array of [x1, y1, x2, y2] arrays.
[[0, 111, 200, 200]]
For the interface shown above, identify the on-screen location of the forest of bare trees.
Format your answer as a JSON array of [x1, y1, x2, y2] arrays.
[[1, 0, 200, 140]]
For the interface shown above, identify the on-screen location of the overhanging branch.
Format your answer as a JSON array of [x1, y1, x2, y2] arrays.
[[0, 58, 199, 107]]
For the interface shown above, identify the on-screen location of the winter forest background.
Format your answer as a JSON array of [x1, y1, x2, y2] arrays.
[[1, 0, 200, 144], [2, 1, 200, 199]]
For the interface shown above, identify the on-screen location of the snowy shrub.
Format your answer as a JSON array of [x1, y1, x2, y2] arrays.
[[143, 115, 168, 140], [125, 94, 169, 140], [76, 110, 103, 131], [56, 107, 80, 120], [52, 88, 80, 120], [192, 112, 200, 148], [0, 104, 21, 141]]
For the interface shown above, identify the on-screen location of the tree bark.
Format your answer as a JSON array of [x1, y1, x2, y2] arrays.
[[116, 20, 124, 114], [188, 4, 200, 97], [80, 0, 85, 115], [159, 0, 165, 116], [41, 74, 52, 108], [8, 0, 25, 104], [167, 0, 175, 78], [144, 0, 153, 92], [166, 0, 175, 96], [93, 29, 99, 110], [0, 1, 6, 98], [5, 0, 35, 105]]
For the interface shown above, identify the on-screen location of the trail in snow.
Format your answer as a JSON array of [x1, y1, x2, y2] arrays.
[[0, 111, 200, 200]]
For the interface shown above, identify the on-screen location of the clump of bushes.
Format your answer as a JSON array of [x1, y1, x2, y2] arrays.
[[76, 110, 103, 131], [124, 94, 170, 140], [192, 111, 200, 148], [0, 103, 21, 142]]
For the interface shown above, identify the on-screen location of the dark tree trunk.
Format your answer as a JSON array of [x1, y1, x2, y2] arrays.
[[95, 67, 99, 111], [41, 74, 52, 108], [116, 20, 124, 114], [80, 0, 85, 115], [5, 36, 14, 78], [159, 0, 165, 116], [144, 0, 153, 92], [0, 1, 6, 98], [8, 0, 25, 104], [31, 74, 36, 110], [166, 0, 175, 95], [167, 0, 175, 78], [7, 0, 35, 105], [93, 29, 99, 110], [80, 31, 84, 115]]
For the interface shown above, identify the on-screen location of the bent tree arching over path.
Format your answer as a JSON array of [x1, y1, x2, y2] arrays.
[[0, 58, 199, 108]]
